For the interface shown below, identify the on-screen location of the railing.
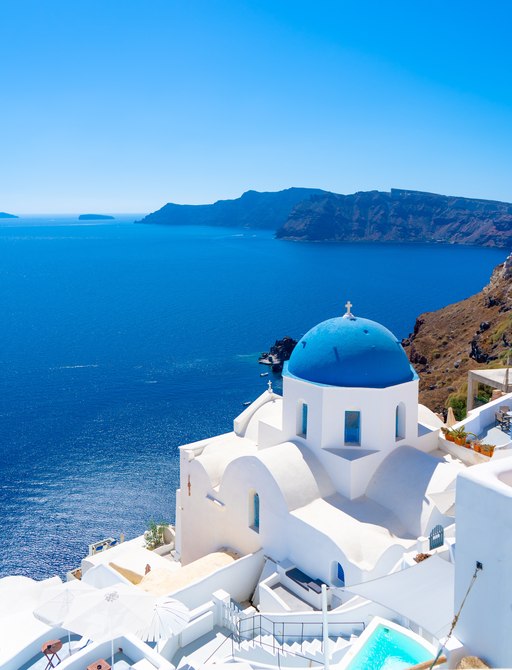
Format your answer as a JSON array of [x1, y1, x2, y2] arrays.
[[234, 612, 365, 654]]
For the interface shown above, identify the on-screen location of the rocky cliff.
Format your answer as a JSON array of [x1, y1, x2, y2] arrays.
[[403, 254, 512, 416], [277, 189, 512, 247], [139, 188, 327, 229]]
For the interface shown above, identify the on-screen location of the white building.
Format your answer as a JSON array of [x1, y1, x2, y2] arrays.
[[176, 305, 463, 587]]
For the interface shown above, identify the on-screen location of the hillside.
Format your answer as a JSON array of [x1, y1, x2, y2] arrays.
[[277, 189, 512, 247], [402, 254, 512, 416], [138, 188, 327, 229]]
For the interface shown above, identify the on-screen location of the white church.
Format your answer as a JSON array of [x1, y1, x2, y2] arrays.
[[176, 302, 462, 585]]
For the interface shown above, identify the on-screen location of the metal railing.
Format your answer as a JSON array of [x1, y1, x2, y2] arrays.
[[234, 612, 365, 655]]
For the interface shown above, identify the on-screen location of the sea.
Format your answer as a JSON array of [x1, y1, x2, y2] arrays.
[[0, 215, 507, 579]]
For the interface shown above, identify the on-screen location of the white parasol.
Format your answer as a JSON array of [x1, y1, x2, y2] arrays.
[[63, 582, 157, 667]]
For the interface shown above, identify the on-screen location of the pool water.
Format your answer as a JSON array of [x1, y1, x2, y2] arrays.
[[347, 624, 433, 670]]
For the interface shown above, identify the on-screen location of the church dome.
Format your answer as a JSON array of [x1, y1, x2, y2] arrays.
[[286, 311, 416, 388]]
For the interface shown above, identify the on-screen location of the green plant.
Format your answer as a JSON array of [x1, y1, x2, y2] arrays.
[[144, 519, 168, 550], [446, 393, 467, 421]]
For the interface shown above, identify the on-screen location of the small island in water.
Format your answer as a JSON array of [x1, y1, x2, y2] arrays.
[[0, 212, 18, 219], [78, 214, 115, 221]]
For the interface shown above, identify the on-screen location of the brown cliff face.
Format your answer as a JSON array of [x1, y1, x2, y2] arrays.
[[402, 254, 512, 416], [277, 189, 512, 247]]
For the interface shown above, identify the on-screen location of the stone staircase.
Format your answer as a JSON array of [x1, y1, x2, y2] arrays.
[[233, 632, 351, 667]]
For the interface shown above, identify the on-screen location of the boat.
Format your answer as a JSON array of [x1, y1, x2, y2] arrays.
[[260, 372, 269, 377]]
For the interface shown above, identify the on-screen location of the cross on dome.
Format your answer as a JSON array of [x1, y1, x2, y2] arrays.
[[343, 300, 355, 319]]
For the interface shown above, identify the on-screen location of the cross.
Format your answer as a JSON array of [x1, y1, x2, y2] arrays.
[[267, 380, 273, 393], [344, 300, 353, 318]]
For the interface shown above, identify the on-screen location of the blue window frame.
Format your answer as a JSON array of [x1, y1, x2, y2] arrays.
[[337, 562, 345, 585], [344, 411, 360, 445], [301, 403, 308, 437], [252, 492, 260, 532]]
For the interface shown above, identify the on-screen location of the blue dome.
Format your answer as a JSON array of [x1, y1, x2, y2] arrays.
[[286, 315, 416, 388]]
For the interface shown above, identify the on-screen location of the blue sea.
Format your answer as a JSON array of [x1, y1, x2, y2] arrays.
[[0, 216, 506, 579]]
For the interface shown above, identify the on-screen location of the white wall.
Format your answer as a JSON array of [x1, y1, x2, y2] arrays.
[[168, 550, 265, 610], [281, 374, 420, 499], [455, 457, 512, 668]]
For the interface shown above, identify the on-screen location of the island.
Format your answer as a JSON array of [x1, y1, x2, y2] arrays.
[[140, 187, 512, 248], [0, 212, 18, 219], [138, 188, 327, 229], [78, 214, 115, 221], [259, 336, 297, 372], [276, 188, 512, 248]]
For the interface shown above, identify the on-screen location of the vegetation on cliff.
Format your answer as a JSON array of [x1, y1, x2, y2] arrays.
[[403, 254, 512, 417]]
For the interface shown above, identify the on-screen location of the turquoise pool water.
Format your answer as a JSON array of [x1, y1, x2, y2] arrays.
[[347, 624, 433, 670]]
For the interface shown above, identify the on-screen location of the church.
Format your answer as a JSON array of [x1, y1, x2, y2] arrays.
[[175, 303, 463, 589]]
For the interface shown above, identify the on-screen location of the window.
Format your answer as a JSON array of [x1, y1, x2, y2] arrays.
[[331, 561, 345, 586], [395, 403, 405, 441], [250, 492, 260, 533], [297, 401, 308, 437], [344, 411, 360, 445]]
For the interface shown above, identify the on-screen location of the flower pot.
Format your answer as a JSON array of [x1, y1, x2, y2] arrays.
[[455, 437, 466, 446], [473, 443, 481, 453], [446, 433, 455, 442]]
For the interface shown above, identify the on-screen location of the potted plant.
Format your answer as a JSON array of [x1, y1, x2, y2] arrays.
[[479, 444, 495, 458], [441, 427, 455, 442], [144, 519, 168, 551], [451, 427, 468, 446]]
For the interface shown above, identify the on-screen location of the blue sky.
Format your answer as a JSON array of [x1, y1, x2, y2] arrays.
[[1, 0, 512, 213]]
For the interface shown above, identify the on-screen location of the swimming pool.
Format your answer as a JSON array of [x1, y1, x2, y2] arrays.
[[343, 618, 436, 670]]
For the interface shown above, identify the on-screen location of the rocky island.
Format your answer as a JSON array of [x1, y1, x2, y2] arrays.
[[403, 253, 512, 417], [138, 188, 327, 229], [141, 187, 512, 248], [259, 336, 297, 372], [78, 214, 115, 220], [277, 189, 512, 248], [0, 212, 18, 218]]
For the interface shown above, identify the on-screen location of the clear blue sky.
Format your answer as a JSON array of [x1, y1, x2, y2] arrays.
[[2, 0, 512, 214]]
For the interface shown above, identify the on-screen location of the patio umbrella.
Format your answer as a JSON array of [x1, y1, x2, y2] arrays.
[[34, 579, 96, 654], [446, 407, 457, 428], [0, 575, 61, 616], [135, 596, 190, 643], [63, 582, 157, 667]]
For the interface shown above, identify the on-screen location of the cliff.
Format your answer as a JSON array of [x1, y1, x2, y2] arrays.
[[138, 188, 327, 229], [0, 212, 18, 218], [403, 254, 512, 416], [277, 189, 512, 247]]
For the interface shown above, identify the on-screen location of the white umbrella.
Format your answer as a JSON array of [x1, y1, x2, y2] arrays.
[[0, 575, 60, 617], [136, 596, 190, 643], [63, 583, 157, 667], [34, 580, 96, 654]]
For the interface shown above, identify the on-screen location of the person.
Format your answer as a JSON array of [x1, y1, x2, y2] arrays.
[[145, 563, 151, 574]]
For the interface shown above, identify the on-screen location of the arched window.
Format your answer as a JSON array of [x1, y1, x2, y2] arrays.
[[250, 491, 260, 533], [297, 401, 308, 437], [331, 561, 345, 586], [395, 403, 406, 441]]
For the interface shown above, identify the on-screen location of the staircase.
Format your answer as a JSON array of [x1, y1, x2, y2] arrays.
[[233, 632, 351, 667]]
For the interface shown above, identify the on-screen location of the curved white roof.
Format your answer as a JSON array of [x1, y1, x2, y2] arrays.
[[366, 445, 464, 536]]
